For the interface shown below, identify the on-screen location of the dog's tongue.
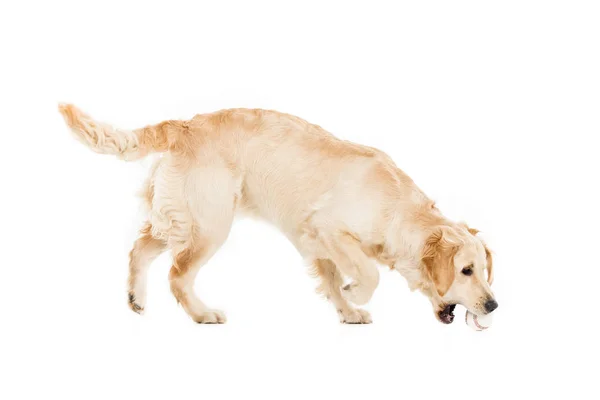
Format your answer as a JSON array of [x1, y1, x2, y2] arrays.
[[439, 304, 456, 324]]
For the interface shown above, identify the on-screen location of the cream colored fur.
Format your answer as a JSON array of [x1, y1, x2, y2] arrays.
[[59, 104, 496, 324]]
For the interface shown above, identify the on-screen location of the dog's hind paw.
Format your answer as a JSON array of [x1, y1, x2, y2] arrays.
[[192, 309, 227, 324], [128, 292, 145, 315]]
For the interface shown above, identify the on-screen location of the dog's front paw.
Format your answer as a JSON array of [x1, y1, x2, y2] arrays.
[[338, 308, 372, 324], [342, 282, 375, 305]]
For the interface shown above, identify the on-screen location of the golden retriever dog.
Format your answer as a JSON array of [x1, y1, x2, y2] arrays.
[[58, 104, 497, 324]]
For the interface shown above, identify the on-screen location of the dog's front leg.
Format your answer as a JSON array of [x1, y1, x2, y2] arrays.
[[323, 233, 380, 305]]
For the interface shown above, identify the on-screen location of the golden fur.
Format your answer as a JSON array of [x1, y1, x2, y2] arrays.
[[59, 104, 497, 324]]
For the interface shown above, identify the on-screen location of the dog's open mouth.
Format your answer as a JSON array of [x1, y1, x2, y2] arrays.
[[438, 304, 456, 324]]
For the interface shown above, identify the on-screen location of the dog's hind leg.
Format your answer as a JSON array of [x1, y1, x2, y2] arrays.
[[169, 238, 230, 324], [165, 165, 239, 324], [313, 259, 372, 324], [127, 223, 167, 314]]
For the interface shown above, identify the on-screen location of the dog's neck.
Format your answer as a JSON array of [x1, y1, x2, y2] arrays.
[[380, 201, 452, 293]]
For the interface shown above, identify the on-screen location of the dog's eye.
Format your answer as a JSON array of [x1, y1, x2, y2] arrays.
[[462, 265, 474, 276]]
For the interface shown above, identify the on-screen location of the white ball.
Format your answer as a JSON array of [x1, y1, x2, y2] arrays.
[[465, 311, 494, 331]]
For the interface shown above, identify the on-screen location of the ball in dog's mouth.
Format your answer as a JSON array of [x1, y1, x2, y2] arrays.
[[438, 304, 456, 324]]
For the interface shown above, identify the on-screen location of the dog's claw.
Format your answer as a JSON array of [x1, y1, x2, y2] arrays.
[[128, 292, 144, 314]]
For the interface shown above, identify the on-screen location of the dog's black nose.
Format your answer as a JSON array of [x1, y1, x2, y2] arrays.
[[484, 299, 498, 313]]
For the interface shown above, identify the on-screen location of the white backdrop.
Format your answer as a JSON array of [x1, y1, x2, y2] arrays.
[[1, 1, 599, 399]]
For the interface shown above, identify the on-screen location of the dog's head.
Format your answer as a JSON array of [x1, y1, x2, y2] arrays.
[[421, 225, 496, 324]]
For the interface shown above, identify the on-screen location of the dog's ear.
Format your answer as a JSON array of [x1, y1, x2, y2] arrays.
[[422, 227, 459, 297], [484, 244, 494, 285], [465, 226, 494, 285]]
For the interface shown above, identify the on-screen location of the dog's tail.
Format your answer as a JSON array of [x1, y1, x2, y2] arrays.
[[58, 104, 190, 161]]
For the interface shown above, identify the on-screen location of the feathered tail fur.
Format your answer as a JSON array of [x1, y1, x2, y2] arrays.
[[58, 104, 189, 161]]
